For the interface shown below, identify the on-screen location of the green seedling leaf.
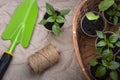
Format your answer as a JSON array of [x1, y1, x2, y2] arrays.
[[99, 0, 114, 11], [117, 4, 120, 10], [60, 9, 70, 16], [110, 70, 118, 80], [46, 3, 55, 15], [96, 31, 104, 39], [115, 12, 120, 17], [114, 16, 118, 25], [102, 48, 111, 54], [115, 41, 120, 47], [108, 42, 114, 48], [96, 47, 103, 54], [115, 28, 120, 38], [107, 10, 115, 16], [89, 59, 98, 66], [117, 27, 120, 34], [102, 49, 113, 61], [109, 33, 119, 43], [109, 61, 119, 70], [95, 66, 106, 78], [117, 56, 120, 59], [102, 60, 110, 67], [113, 3, 117, 8], [52, 23, 60, 36], [86, 12, 99, 20], [97, 40, 106, 47], [46, 16, 55, 22], [56, 15, 66, 23], [39, 19, 47, 25], [2, 0, 38, 52]]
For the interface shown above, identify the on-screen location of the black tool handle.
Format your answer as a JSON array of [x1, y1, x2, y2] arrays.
[[0, 52, 12, 80]]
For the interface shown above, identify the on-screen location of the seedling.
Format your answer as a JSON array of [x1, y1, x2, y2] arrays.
[[90, 58, 119, 80], [39, 3, 70, 36], [107, 3, 120, 25], [96, 28, 120, 60], [86, 0, 114, 21]]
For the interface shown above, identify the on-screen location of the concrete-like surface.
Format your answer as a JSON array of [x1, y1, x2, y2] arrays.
[[0, 0, 85, 80]]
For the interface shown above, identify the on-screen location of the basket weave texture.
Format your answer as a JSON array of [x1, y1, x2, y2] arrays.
[[72, 0, 119, 80]]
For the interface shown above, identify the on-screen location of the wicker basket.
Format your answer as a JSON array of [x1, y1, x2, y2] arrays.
[[72, 0, 119, 80]]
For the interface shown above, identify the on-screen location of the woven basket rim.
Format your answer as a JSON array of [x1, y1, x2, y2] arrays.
[[72, 0, 91, 80], [73, 0, 120, 80]]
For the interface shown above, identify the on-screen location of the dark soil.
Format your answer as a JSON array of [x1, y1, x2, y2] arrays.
[[81, 15, 104, 36], [103, 1, 120, 25], [43, 11, 64, 30]]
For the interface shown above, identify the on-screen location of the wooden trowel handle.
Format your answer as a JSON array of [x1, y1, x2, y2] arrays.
[[0, 52, 12, 80]]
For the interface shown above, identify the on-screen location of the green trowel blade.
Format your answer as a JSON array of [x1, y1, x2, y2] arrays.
[[2, 0, 38, 49]]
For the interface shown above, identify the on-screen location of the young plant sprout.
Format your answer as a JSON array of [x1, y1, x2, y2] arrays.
[[86, 12, 99, 21], [39, 3, 70, 36], [96, 28, 120, 60], [86, 0, 114, 21], [90, 58, 119, 80], [107, 3, 120, 25]]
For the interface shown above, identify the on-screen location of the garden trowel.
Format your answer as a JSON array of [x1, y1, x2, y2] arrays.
[[0, 0, 38, 79]]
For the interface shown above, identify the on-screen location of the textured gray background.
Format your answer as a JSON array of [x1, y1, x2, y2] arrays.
[[0, 0, 85, 80]]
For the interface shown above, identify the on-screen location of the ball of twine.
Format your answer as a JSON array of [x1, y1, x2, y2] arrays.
[[28, 44, 60, 73]]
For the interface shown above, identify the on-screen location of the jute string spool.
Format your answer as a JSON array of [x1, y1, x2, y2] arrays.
[[28, 44, 60, 73]]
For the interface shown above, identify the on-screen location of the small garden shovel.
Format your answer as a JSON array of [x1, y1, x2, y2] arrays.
[[0, 0, 38, 79]]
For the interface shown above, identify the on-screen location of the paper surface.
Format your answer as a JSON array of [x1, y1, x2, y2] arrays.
[[0, 0, 85, 80]]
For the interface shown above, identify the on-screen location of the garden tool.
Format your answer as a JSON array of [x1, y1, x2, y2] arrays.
[[0, 0, 38, 79]]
